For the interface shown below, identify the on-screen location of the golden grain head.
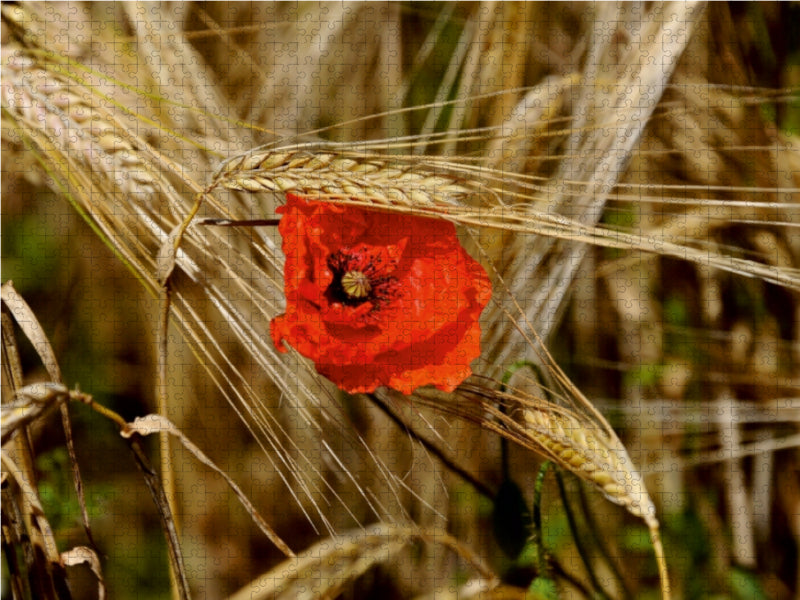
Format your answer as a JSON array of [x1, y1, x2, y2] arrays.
[[2, 49, 158, 201], [522, 407, 657, 524]]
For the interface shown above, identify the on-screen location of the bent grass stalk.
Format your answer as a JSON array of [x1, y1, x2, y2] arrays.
[[419, 378, 672, 600]]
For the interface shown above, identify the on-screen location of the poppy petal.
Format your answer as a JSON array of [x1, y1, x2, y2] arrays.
[[271, 193, 491, 394]]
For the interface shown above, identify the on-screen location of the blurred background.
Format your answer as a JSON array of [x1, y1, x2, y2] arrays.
[[3, 2, 799, 599]]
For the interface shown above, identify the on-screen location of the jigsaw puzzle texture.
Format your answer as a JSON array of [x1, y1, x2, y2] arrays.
[[2, 3, 798, 600]]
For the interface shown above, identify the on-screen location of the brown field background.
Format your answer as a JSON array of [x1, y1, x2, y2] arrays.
[[2, 3, 799, 599]]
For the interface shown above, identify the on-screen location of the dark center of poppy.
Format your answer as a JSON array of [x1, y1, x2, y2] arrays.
[[325, 245, 402, 308]]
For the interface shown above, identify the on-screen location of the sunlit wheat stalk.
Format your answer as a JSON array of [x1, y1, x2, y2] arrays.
[[1, 54, 158, 199], [208, 143, 800, 292]]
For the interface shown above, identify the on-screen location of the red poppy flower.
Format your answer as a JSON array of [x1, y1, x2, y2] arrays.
[[270, 193, 492, 394]]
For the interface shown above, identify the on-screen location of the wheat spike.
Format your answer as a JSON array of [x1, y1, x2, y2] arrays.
[[212, 145, 480, 208], [1, 43, 209, 288], [2, 51, 159, 201], [514, 392, 671, 598], [414, 379, 671, 598], [206, 142, 799, 293], [421, 382, 656, 526], [521, 404, 655, 523]]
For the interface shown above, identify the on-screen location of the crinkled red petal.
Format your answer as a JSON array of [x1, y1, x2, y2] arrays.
[[271, 193, 492, 393]]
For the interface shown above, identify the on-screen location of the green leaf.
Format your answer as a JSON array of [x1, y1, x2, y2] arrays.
[[528, 576, 559, 600], [730, 567, 769, 600]]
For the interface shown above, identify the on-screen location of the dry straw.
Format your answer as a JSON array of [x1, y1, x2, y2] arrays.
[[4, 2, 799, 599], [227, 523, 497, 600]]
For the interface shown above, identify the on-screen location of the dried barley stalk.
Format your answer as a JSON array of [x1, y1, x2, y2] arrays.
[[521, 403, 655, 524], [211, 146, 483, 208], [2, 51, 159, 201], [207, 144, 799, 292]]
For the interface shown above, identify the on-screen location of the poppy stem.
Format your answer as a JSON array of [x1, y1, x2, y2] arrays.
[[197, 218, 281, 227], [368, 392, 496, 500]]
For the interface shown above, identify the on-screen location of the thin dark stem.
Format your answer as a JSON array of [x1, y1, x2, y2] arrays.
[[555, 470, 613, 600], [76, 394, 192, 600], [59, 402, 99, 550], [197, 218, 281, 227], [126, 436, 192, 600], [549, 559, 595, 599], [576, 480, 634, 600], [368, 393, 496, 500]]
